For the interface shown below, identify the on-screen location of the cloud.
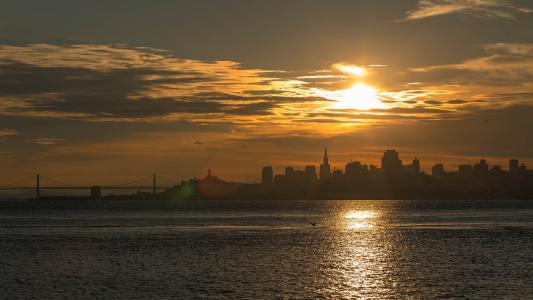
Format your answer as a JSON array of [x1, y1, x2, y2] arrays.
[[424, 99, 482, 106], [410, 43, 533, 87], [1, 43, 471, 131], [0, 129, 18, 137], [425, 100, 443, 105], [0, 44, 327, 123], [405, 0, 532, 20], [372, 106, 454, 114], [26, 138, 65, 145], [0, 42, 529, 143], [446, 99, 469, 104]]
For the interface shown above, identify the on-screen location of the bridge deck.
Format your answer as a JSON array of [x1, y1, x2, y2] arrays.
[[0, 186, 172, 191]]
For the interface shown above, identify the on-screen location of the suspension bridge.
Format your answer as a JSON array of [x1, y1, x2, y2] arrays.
[[0, 174, 180, 199]]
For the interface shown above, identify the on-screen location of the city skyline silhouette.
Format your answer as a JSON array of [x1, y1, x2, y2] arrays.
[[3, 147, 530, 201]]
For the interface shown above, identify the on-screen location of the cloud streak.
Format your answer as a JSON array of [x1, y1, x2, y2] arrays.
[[405, 0, 531, 20], [26, 138, 65, 145], [0, 129, 18, 138], [410, 43, 533, 90]]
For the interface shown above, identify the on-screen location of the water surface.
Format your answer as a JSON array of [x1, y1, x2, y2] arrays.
[[1, 199, 532, 298]]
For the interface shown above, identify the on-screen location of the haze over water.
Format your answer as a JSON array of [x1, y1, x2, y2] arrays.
[[1, 199, 532, 299]]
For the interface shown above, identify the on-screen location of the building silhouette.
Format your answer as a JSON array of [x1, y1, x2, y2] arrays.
[[406, 158, 420, 174], [273, 166, 317, 186], [381, 150, 402, 174], [274, 174, 284, 186], [305, 165, 318, 181], [332, 168, 343, 178], [458, 164, 473, 174], [432, 163, 445, 176], [262, 166, 273, 186], [510, 159, 519, 173], [345, 161, 368, 177], [319, 146, 331, 181], [474, 159, 489, 173], [285, 167, 295, 176]]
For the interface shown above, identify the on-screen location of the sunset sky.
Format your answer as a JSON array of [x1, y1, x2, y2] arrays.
[[0, 0, 532, 184]]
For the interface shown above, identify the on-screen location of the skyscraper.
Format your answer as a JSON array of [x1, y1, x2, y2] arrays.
[[319, 146, 331, 181], [345, 161, 365, 177], [473, 159, 489, 173], [285, 167, 295, 176], [411, 158, 420, 174], [304, 165, 318, 181], [262, 166, 273, 186], [381, 150, 402, 174], [509, 159, 519, 173], [432, 163, 445, 176], [458, 164, 473, 174]]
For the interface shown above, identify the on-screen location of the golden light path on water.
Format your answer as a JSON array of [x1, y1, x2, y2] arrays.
[[344, 210, 379, 230], [321, 206, 394, 298]]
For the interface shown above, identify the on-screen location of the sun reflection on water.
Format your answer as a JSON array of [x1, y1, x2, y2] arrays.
[[325, 206, 391, 298], [347, 222, 374, 230], [344, 210, 378, 231], [345, 210, 377, 220]]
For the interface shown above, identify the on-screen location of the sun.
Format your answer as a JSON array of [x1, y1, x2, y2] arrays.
[[331, 83, 386, 110]]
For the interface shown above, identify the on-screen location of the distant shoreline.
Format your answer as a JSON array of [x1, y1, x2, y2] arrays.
[[0, 197, 532, 209]]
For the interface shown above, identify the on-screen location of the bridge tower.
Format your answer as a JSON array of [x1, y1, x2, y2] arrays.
[[153, 173, 156, 194], [36, 174, 40, 199]]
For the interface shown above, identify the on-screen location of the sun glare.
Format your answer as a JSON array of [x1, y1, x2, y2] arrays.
[[334, 63, 367, 77], [330, 83, 386, 110]]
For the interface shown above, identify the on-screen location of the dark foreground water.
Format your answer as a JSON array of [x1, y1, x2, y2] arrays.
[[1, 199, 533, 299]]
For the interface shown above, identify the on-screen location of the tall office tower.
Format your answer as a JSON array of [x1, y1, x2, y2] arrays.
[[381, 150, 403, 174], [509, 159, 519, 173], [319, 147, 331, 181], [262, 166, 273, 186], [411, 158, 420, 174]]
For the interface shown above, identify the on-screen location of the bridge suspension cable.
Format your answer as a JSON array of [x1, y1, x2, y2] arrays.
[[0, 175, 35, 188], [107, 175, 154, 188], [39, 175, 77, 188], [157, 174, 180, 186]]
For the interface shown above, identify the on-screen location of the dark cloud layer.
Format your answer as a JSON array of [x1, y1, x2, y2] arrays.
[[0, 62, 270, 119], [0, 44, 348, 124]]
